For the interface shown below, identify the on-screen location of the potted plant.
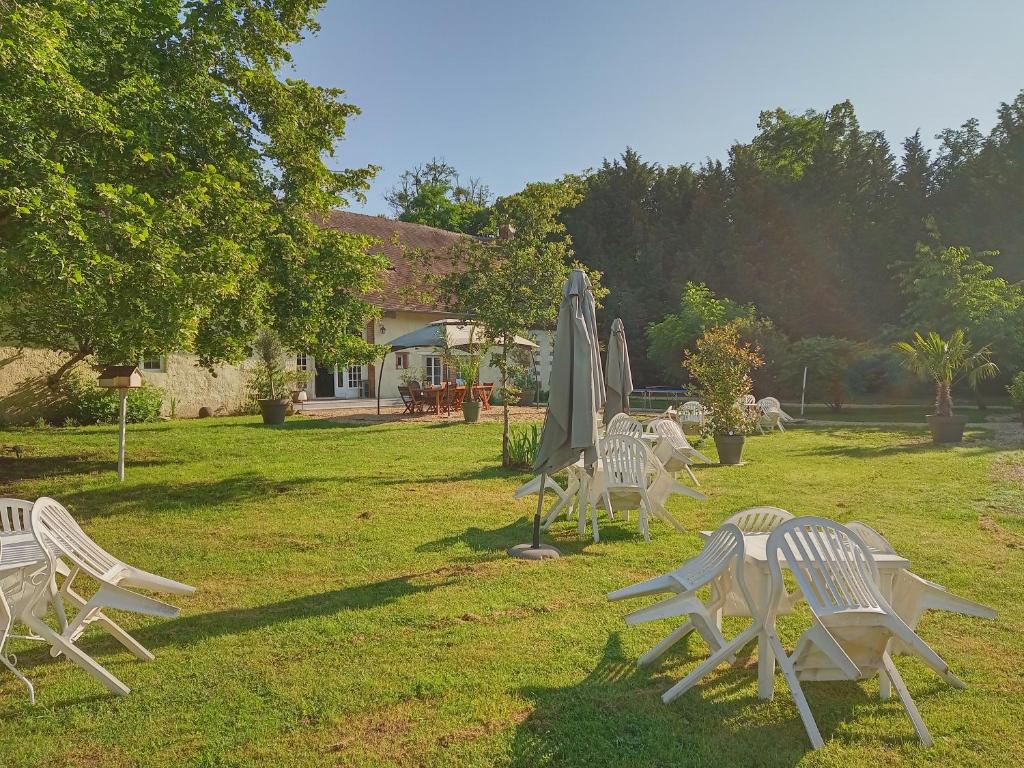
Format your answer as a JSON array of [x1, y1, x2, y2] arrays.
[[250, 330, 292, 425], [893, 330, 997, 444], [436, 330, 486, 423], [684, 322, 763, 465], [1008, 372, 1024, 427]]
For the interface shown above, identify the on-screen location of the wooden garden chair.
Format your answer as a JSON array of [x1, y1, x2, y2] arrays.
[[397, 386, 416, 414]]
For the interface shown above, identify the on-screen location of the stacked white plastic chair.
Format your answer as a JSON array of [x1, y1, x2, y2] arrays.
[[675, 401, 706, 432], [722, 506, 794, 534], [596, 435, 703, 541], [0, 498, 130, 699], [846, 521, 996, 662], [514, 474, 577, 529], [756, 397, 792, 434], [605, 412, 644, 440], [646, 418, 712, 486], [33, 497, 196, 664], [610, 524, 758, 684], [763, 517, 965, 749]]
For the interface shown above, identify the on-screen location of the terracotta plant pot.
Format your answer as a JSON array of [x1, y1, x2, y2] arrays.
[[714, 434, 745, 465], [258, 398, 290, 425], [462, 400, 482, 423], [927, 414, 967, 444]]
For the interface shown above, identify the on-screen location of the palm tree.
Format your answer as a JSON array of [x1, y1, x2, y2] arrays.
[[893, 330, 998, 417]]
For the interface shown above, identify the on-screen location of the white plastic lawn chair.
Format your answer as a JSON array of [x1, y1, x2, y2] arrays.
[[646, 418, 712, 486], [758, 397, 794, 421], [609, 524, 764, 698], [846, 521, 996, 658], [675, 401, 705, 431], [32, 497, 195, 663], [763, 517, 965, 749], [605, 412, 644, 440], [596, 435, 703, 541], [756, 401, 786, 434], [722, 506, 794, 534], [0, 498, 130, 699], [515, 474, 583, 530]]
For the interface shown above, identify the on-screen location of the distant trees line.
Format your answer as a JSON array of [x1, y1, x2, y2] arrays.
[[392, 92, 1024, 401]]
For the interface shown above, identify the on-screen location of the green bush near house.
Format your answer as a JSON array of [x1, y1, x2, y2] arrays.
[[59, 373, 163, 425]]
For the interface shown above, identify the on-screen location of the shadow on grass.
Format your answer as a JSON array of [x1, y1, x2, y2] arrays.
[[128, 574, 453, 650], [793, 427, 1002, 459], [0, 455, 171, 483], [59, 471, 323, 520], [507, 634, 924, 767], [415, 518, 620, 560]]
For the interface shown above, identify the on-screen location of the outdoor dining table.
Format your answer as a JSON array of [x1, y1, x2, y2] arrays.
[[419, 385, 446, 415], [699, 530, 911, 699]]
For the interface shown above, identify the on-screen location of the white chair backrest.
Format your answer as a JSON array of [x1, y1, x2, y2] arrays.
[[673, 523, 747, 591], [846, 521, 897, 555], [723, 506, 794, 534], [0, 498, 33, 535], [32, 497, 120, 579], [601, 435, 653, 489], [758, 397, 781, 411], [740, 394, 756, 405], [649, 417, 690, 451], [677, 402, 704, 422], [766, 517, 882, 619], [606, 413, 643, 439]]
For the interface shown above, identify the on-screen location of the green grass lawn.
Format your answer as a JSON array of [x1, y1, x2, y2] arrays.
[[1, 416, 1022, 767], [795, 405, 996, 423]]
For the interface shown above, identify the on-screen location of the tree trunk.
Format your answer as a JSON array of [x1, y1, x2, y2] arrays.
[[936, 380, 953, 417], [501, 347, 510, 467], [46, 348, 92, 388]]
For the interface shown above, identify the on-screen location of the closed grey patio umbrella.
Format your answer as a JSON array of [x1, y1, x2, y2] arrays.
[[603, 318, 633, 425], [509, 269, 605, 560]]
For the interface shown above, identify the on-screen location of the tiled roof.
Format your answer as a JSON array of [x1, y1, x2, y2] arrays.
[[322, 210, 468, 313]]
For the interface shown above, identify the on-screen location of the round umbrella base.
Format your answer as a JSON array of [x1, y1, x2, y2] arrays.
[[507, 543, 562, 560]]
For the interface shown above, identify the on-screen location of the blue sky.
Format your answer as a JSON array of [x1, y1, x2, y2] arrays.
[[290, 1, 1024, 216]]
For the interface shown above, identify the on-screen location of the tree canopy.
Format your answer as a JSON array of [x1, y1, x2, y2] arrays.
[[0, 0, 384, 381], [384, 158, 490, 235], [563, 93, 1024, 385]]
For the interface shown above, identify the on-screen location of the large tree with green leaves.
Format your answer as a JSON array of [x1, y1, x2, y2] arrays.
[[425, 180, 599, 466], [384, 158, 490, 235], [0, 0, 384, 382]]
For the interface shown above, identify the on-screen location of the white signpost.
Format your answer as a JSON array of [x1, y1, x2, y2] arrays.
[[97, 366, 144, 481]]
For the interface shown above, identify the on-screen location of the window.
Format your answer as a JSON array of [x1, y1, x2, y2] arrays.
[[140, 356, 165, 373], [424, 355, 444, 386], [395, 352, 409, 370], [295, 353, 308, 371], [346, 365, 364, 389]]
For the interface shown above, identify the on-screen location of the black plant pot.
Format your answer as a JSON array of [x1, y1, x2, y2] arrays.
[[258, 398, 290, 425], [714, 434, 745, 465], [462, 400, 482, 423], [927, 414, 967, 444]]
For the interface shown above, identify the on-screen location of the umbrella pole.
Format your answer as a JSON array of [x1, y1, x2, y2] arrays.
[[376, 354, 386, 415], [508, 472, 561, 560], [531, 473, 545, 548]]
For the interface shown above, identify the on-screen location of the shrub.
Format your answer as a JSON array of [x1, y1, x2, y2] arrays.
[[60, 373, 163, 425], [507, 424, 540, 468], [684, 322, 763, 436], [1006, 372, 1024, 420], [784, 336, 861, 411]]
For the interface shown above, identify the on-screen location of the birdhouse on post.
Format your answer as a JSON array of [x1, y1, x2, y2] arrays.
[[97, 365, 144, 481]]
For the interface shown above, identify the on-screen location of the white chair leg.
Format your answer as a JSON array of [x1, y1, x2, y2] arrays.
[[638, 620, 695, 667], [662, 624, 761, 703], [23, 614, 130, 696], [770, 633, 825, 749], [888, 619, 966, 689], [882, 653, 933, 747], [684, 464, 700, 486]]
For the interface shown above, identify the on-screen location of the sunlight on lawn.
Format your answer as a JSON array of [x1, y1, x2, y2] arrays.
[[0, 416, 1022, 767]]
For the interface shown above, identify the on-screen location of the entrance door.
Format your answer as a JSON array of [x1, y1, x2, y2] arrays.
[[336, 364, 365, 399], [314, 364, 336, 397]]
